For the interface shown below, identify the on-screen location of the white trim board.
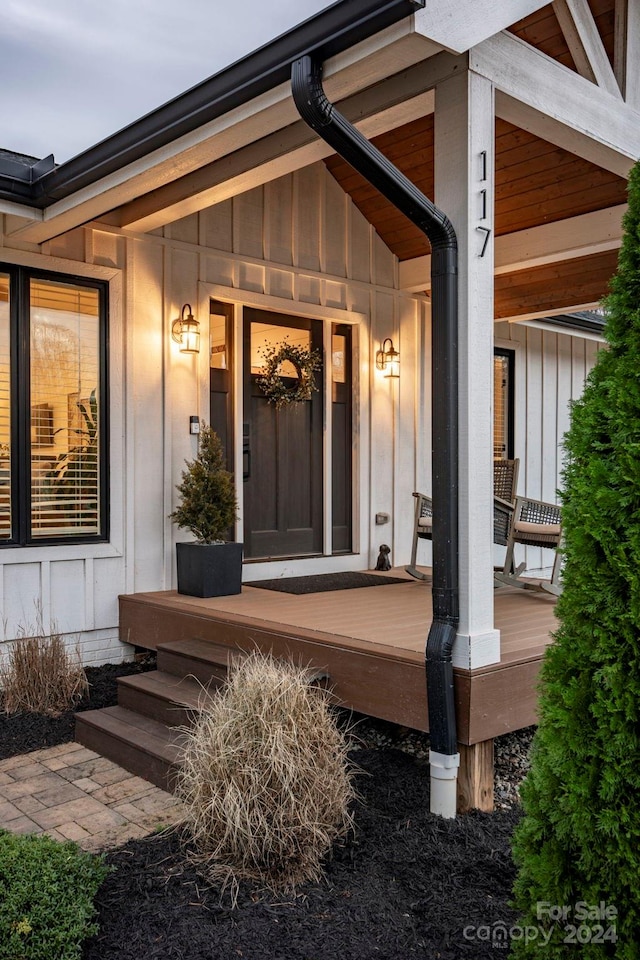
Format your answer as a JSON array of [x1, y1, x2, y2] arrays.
[[399, 205, 626, 293], [475, 32, 640, 176], [201, 283, 368, 326], [505, 301, 601, 323]]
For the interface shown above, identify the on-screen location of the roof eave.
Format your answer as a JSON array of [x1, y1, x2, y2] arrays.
[[0, 0, 424, 209]]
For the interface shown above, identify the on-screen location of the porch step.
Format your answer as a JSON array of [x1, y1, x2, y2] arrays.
[[116, 670, 222, 727], [156, 637, 329, 688], [75, 641, 237, 788], [75, 706, 185, 792], [76, 637, 330, 792], [156, 637, 245, 686]]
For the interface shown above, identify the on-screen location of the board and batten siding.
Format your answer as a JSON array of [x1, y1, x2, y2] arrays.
[[494, 319, 601, 574], [410, 320, 601, 575], [0, 162, 602, 666], [154, 166, 428, 582], [0, 162, 427, 664]]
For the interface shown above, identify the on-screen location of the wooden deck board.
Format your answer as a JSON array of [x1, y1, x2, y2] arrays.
[[119, 569, 558, 744], [125, 579, 556, 663]]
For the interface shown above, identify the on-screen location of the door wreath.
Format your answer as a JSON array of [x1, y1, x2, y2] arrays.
[[256, 342, 322, 408]]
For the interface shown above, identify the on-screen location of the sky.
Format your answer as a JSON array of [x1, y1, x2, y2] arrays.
[[1, 0, 329, 164]]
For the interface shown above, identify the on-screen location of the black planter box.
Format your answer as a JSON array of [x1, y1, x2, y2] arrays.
[[176, 541, 243, 598]]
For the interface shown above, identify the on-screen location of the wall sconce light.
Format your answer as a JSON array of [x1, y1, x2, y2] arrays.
[[172, 303, 200, 354], [376, 337, 400, 378]]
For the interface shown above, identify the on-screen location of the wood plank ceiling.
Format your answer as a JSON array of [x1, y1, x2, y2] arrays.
[[508, 0, 615, 72], [324, 0, 626, 319]]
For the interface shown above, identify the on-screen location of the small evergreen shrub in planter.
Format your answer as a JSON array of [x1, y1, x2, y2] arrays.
[[0, 829, 108, 960], [170, 423, 241, 598], [175, 652, 356, 901], [511, 162, 640, 956]]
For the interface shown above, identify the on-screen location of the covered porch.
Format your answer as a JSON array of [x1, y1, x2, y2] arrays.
[[2, 0, 635, 816], [112, 571, 557, 812]]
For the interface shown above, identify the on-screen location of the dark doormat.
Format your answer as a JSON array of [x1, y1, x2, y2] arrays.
[[246, 571, 409, 594]]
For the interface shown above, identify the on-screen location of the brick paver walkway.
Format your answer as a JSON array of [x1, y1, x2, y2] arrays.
[[0, 742, 183, 852]]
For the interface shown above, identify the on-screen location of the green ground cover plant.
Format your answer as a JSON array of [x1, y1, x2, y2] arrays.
[[0, 829, 108, 960], [511, 163, 640, 957]]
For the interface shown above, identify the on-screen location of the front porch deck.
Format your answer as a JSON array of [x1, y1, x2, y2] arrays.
[[119, 569, 557, 746]]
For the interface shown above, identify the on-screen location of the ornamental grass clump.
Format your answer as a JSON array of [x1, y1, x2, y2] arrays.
[[1, 626, 87, 716], [511, 161, 640, 956], [176, 652, 356, 900]]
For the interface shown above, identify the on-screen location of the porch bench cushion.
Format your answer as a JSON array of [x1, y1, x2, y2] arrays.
[[514, 520, 561, 537]]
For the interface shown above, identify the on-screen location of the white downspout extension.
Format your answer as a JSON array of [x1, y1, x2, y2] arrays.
[[429, 750, 461, 818]]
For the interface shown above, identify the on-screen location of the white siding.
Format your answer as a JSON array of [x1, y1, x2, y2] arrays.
[[0, 163, 422, 664], [495, 319, 601, 573], [0, 164, 602, 665]]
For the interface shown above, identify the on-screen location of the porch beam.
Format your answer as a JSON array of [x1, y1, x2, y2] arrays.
[[493, 206, 624, 272], [471, 32, 640, 177], [434, 70, 500, 671], [552, 0, 621, 97], [413, 0, 548, 54], [113, 52, 469, 233], [399, 204, 626, 292]]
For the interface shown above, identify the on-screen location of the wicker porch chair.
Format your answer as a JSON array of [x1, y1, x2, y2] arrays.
[[493, 495, 563, 595], [405, 458, 519, 581]]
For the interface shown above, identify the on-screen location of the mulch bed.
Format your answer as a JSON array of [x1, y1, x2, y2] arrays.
[[0, 655, 157, 761], [82, 754, 521, 960], [2, 657, 524, 959]]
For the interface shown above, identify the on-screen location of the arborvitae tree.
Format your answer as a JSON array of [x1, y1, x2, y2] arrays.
[[511, 162, 640, 957], [170, 423, 237, 543]]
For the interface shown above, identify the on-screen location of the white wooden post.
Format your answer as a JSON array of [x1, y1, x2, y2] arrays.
[[434, 70, 500, 669]]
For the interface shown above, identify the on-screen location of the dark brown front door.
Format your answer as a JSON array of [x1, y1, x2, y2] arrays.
[[242, 308, 323, 559]]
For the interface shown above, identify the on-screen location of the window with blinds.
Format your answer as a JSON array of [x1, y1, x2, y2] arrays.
[[0, 265, 107, 546], [30, 279, 101, 537]]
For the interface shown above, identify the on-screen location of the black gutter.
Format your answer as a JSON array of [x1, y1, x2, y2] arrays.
[[539, 312, 606, 334], [0, 153, 55, 203], [1, 0, 424, 208], [291, 54, 459, 760]]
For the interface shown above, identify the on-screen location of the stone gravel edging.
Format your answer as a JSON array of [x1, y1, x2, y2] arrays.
[[344, 712, 536, 810]]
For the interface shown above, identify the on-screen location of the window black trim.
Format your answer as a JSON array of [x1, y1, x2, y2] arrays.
[[0, 263, 109, 547], [494, 347, 515, 461]]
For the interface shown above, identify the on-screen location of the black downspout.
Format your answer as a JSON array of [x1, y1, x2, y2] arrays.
[[291, 56, 460, 806]]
